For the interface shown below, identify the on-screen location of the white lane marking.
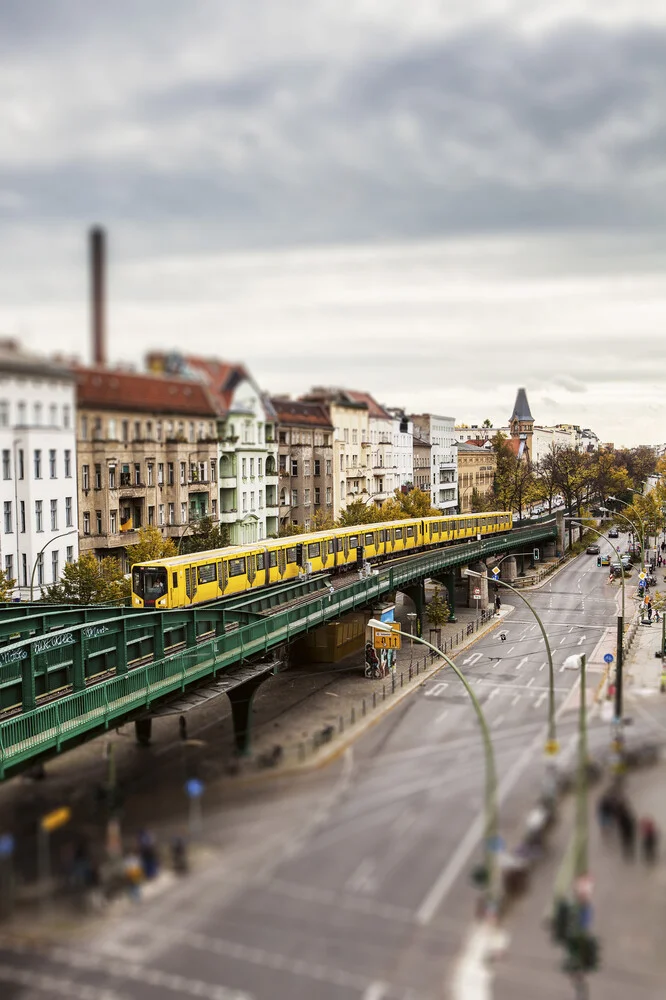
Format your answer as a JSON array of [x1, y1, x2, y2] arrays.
[[505, 646, 515, 655], [578, 636, 586, 646], [535, 691, 547, 708], [0, 965, 129, 1000], [416, 690, 575, 925], [559, 662, 566, 672], [451, 925, 492, 1000], [463, 652, 483, 666], [516, 657, 528, 671], [436, 708, 450, 724], [539, 661, 546, 671], [493, 715, 505, 728], [529, 624, 537, 631], [362, 983, 388, 1000], [489, 687, 500, 699], [526, 677, 535, 688], [560, 637, 567, 644], [511, 695, 521, 706], [426, 682, 449, 697]]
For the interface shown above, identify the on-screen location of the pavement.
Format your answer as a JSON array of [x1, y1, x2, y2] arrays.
[[2, 544, 664, 999]]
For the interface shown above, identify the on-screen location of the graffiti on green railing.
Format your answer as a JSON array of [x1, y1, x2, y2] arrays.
[[34, 633, 76, 655], [0, 648, 27, 665], [82, 625, 110, 640]]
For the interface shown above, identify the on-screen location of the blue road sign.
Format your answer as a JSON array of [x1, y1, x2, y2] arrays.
[[0, 834, 15, 858], [185, 778, 204, 799], [492, 570, 499, 578], [604, 653, 614, 664]]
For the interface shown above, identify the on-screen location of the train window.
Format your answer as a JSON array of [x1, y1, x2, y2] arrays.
[[432, 522, 440, 533], [466, 520, 473, 529], [336, 538, 344, 552], [328, 540, 335, 554], [257, 553, 265, 570], [286, 547, 297, 563], [406, 526, 414, 537], [308, 542, 320, 558], [395, 527, 403, 539], [349, 535, 358, 548], [379, 530, 386, 542], [228, 557, 246, 577], [197, 564, 217, 585], [364, 533, 373, 545], [269, 551, 277, 567], [172, 572, 178, 588]]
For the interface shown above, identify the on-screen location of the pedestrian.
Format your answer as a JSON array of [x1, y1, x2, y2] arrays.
[[494, 594, 501, 615], [655, 609, 661, 623], [596, 791, 616, 839], [179, 715, 188, 741], [640, 817, 659, 865], [616, 801, 637, 860], [648, 604, 653, 622]]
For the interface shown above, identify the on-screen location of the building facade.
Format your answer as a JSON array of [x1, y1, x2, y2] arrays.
[[411, 413, 458, 511], [386, 408, 414, 494], [271, 398, 334, 532], [456, 442, 497, 512], [301, 389, 370, 518], [412, 426, 431, 493], [0, 340, 79, 598]]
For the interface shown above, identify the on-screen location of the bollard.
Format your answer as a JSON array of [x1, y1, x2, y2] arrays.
[[298, 743, 305, 762], [416, 661, 420, 676], [409, 665, 412, 681], [362, 698, 366, 717], [373, 691, 376, 709], [400, 672, 404, 688], [351, 706, 356, 725], [392, 674, 396, 693]]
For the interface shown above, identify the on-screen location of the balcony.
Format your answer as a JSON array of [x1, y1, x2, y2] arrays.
[[218, 476, 236, 489], [219, 508, 240, 523]]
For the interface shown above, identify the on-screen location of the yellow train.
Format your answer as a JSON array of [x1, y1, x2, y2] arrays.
[[131, 511, 512, 609]]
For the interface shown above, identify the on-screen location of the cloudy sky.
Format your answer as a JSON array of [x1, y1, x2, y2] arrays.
[[1, 1, 666, 445]]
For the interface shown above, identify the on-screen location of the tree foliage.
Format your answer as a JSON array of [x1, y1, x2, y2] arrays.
[[379, 488, 440, 520], [0, 569, 16, 602], [41, 552, 129, 605], [126, 525, 177, 565], [426, 588, 450, 627], [180, 517, 230, 554], [337, 499, 384, 526]]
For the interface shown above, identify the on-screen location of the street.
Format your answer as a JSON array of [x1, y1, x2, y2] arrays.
[[0, 544, 656, 1000]]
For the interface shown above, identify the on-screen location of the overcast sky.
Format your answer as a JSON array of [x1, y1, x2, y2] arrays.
[[1, 1, 666, 446]]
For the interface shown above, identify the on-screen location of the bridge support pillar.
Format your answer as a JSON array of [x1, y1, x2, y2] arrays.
[[21, 654, 36, 712], [544, 540, 556, 559], [500, 556, 517, 583], [401, 582, 425, 637], [444, 570, 457, 622], [227, 673, 269, 756], [556, 511, 566, 554], [135, 718, 152, 746], [467, 562, 489, 609]]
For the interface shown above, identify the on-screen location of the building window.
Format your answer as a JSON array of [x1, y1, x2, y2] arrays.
[[198, 462, 206, 482], [242, 492, 247, 512], [3, 501, 12, 533], [147, 507, 153, 526], [168, 463, 174, 485], [34, 450, 42, 479], [50, 403, 58, 425], [291, 489, 298, 506], [344, 428, 349, 443], [340, 480, 344, 499], [94, 463, 102, 489], [80, 415, 88, 440], [146, 421, 153, 440], [258, 490, 262, 509], [82, 464, 89, 490], [242, 458, 247, 478], [314, 459, 320, 476], [108, 465, 116, 488], [210, 459, 216, 482], [66, 545, 74, 564], [82, 511, 90, 534], [52, 550, 59, 583], [19, 500, 25, 532], [49, 449, 57, 478], [93, 416, 102, 440], [147, 463, 154, 486], [181, 502, 187, 523], [65, 496, 73, 527], [279, 454, 287, 473], [304, 489, 311, 504], [189, 422, 195, 443], [107, 417, 116, 440], [134, 420, 141, 441], [64, 450, 71, 477], [2, 450, 9, 480], [158, 504, 165, 525], [326, 487, 332, 504], [0, 401, 8, 427], [5, 554, 13, 583], [304, 460, 311, 476], [291, 459, 298, 477], [22, 553, 27, 587], [50, 499, 58, 530], [121, 420, 129, 442], [158, 463, 164, 485], [35, 500, 43, 532], [133, 463, 140, 486], [156, 421, 163, 442], [326, 459, 332, 475], [63, 405, 71, 428], [258, 458, 263, 477], [314, 487, 321, 505], [180, 462, 186, 485], [34, 402, 42, 425], [168, 503, 175, 525], [249, 458, 255, 477], [36, 553, 44, 586], [250, 492, 255, 510]]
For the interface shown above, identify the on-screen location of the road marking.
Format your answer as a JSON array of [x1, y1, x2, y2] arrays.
[[362, 983, 388, 1000], [539, 661, 546, 671], [578, 636, 586, 646], [436, 708, 450, 724], [506, 646, 515, 655], [511, 695, 521, 706], [526, 677, 535, 688], [560, 637, 566, 644], [535, 691, 547, 708], [489, 687, 500, 699], [516, 657, 528, 671], [493, 715, 505, 728], [426, 682, 448, 697], [0, 965, 129, 1000], [529, 624, 537, 631], [463, 652, 483, 666]]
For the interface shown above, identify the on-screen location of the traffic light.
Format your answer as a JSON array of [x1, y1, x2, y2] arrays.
[[533, 548, 540, 562]]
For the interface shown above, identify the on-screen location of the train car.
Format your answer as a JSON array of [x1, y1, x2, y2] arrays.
[[130, 510, 512, 609]]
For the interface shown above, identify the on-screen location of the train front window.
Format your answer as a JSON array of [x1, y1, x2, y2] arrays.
[[133, 566, 168, 601]]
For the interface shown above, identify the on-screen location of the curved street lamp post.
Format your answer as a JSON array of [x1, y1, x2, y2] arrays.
[[29, 530, 78, 601], [367, 618, 500, 916]]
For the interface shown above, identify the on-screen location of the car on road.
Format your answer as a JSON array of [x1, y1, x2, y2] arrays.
[[586, 544, 601, 555], [601, 554, 611, 566], [608, 528, 619, 538]]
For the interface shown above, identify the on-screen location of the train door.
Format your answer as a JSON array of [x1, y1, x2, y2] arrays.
[[217, 561, 227, 595], [247, 554, 257, 586], [278, 548, 287, 577]]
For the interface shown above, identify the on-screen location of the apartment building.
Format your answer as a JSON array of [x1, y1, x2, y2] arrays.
[[0, 340, 79, 598], [411, 414, 458, 512], [271, 398, 334, 531], [456, 442, 497, 512], [413, 426, 432, 493], [301, 389, 370, 518]]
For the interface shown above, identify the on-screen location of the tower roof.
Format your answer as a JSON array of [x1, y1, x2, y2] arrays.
[[510, 388, 533, 423]]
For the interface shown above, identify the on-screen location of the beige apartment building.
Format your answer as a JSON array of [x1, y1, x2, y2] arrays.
[[456, 441, 497, 512], [301, 389, 370, 518], [271, 398, 334, 531], [413, 426, 432, 493], [76, 367, 220, 567]]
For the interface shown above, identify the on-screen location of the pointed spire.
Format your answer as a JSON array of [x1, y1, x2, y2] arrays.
[[510, 388, 533, 423]]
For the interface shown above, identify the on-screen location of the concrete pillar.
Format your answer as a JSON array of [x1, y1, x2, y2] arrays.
[[501, 555, 517, 583], [227, 673, 269, 756], [445, 570, 457, 622], [467, 562, 489, 610], [401, 582, 425, 636], [135, 717, 152, 746], [544, 540, 557, 559], [556, 512, 566, 555]]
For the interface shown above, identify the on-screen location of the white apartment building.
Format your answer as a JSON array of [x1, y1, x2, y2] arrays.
[[301, 389, 370, 518], [386, 408, 414, 492], [412, 413, 458, 511], [0, 340, 79, 599]]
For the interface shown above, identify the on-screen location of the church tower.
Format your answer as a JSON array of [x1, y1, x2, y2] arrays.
[[509, 388, 534, 462]]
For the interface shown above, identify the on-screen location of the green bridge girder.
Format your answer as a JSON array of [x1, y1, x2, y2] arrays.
[[0, 522, 557, 777]]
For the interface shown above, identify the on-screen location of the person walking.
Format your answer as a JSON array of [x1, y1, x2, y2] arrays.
[[640, 817, 659, 865], [494, 594, 501, 615], [616, 801, 637, 860], [596, 791, 616, 840]]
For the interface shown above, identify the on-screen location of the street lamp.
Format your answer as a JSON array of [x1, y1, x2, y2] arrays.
[[607, 496, 645, 571], [562, 654, 590, 881], [30, 530, 78, 601], [366, 618, 500, 916], [407, 612, 417, 668], [465, 568, 558, 762]]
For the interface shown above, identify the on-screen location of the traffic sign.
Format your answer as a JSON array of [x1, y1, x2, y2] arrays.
[[544, 739, 560, 756], [492, 567, 500, 577], [185, 778, 204, 799], [604, 653, 614, 664], [473, 587, 481, 598], [374, 632, 401, 650], [0, 834, 14, 858], [639, 571, 646, 580], [41, 807, 71, 833]]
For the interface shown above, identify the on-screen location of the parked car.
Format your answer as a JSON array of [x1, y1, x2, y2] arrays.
[[586, 544, 601, 555], [601, 554, 611, 566], [608, 528, 619, 538]]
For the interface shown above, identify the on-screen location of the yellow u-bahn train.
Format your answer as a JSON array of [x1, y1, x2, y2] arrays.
[[131, 511, 512, 610]]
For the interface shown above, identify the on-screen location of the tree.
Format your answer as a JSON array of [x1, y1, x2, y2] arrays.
[[380, 488, 440, 520], [179, 517, 230, 554], [337, 499, 384, 526], [311, 510, 336, 531], [550, 447, 591, 547], [126, 525, 177, 565], [426, 588, 450, 627], [0, 569, 16, 602], [278, 521, 306, 537], [41, 552, 129, 605], [482, 418, 493, 428]]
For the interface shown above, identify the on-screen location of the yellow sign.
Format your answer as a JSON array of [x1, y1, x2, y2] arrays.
[[41, 806, 71, 833], [374, 632, 401, 650], [544, 739, 560, 756]]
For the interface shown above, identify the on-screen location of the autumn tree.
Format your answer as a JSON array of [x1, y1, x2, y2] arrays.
[[551, 447, 591, 547], [337, 499, 384, 526], [126, 525, 177, 565], [0, 569, 16, 602], [41, 552, 129, 605], [278, 521, 306, 537], [180, 517, 230, 554], [426, 588, 450, 627], [380, 488, 440, 520]]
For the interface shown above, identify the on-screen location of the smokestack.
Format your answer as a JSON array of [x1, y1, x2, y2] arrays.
[[90, 226, 106, 366]]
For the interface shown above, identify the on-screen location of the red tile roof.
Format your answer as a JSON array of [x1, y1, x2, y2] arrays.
[[145, 352, 251, 414], [344, 390, 391, 420], [75, 366, 218, 416], [270, 398, 334, 429]]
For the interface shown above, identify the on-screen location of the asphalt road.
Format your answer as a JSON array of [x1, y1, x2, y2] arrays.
[[0, 542, 651, 1000]]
